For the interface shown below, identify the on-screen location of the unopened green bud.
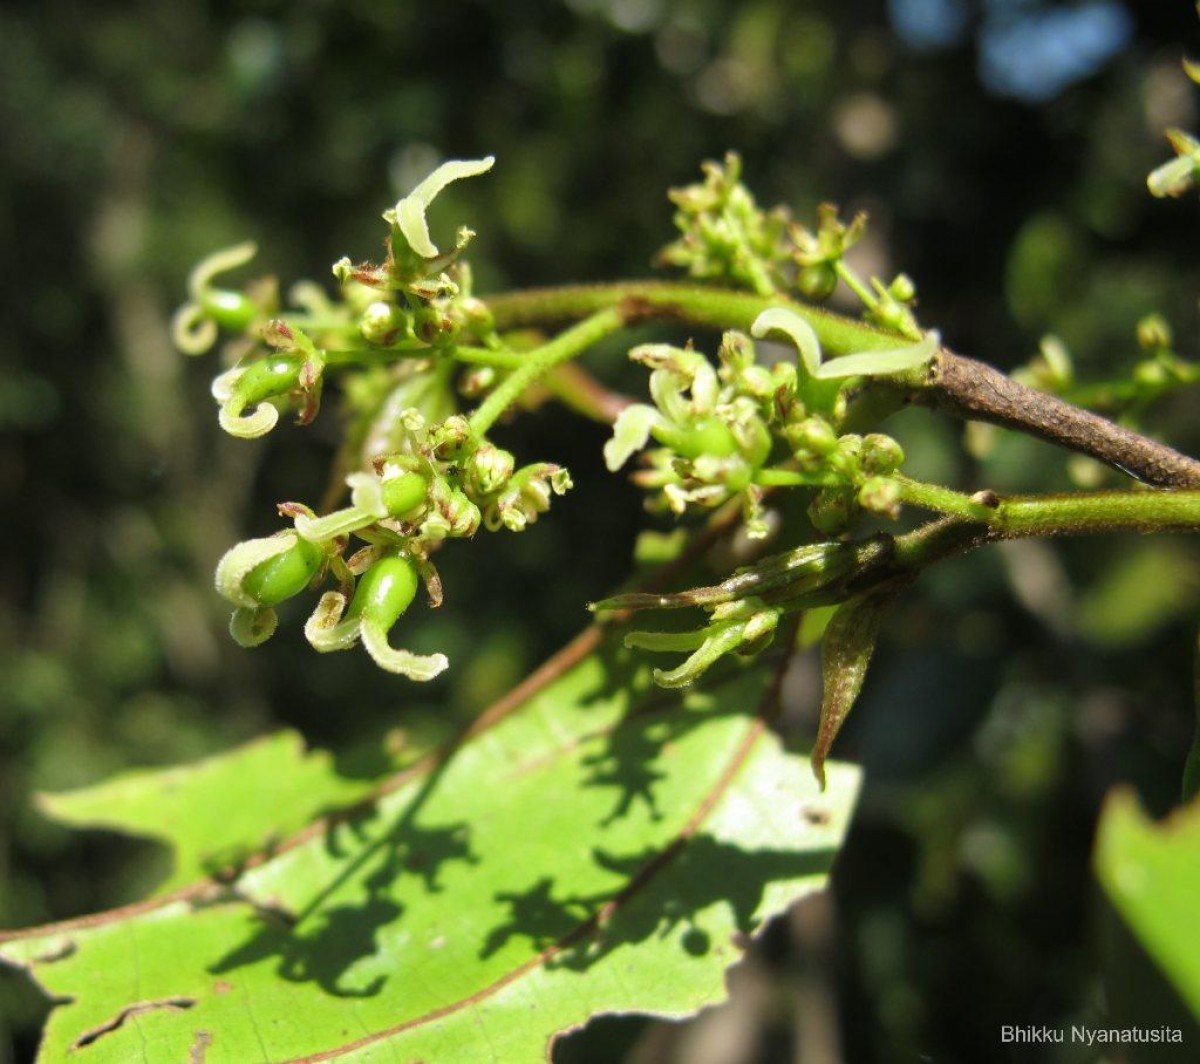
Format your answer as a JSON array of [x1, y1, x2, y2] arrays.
[[430, 415, 473, 458], [443, 489, 482, 537], [888, 273, 916, 303], [360, 301, 407, 346], [380, 469, 429, 518], [1137, 314, 1172, 353], [201, 288, 258, 331], [796, 262, 839, 301], [459, 365, 497, 398], [858, 476, 902, 519], [788, 417, 838, 458], [348, 553, 420, 631], [1133, 360, 1169, 387], [467, 444, 516, 495], [809, 488, 858, 534], [241, 536, 324, 606], [827, 433, 863, 475], [860, 434, 905, 476]]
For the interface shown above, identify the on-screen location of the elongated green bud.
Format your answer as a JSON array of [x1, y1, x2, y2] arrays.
[[652, 416, 739, 460], [348, 553, 420, 630], [200, 288, 258, 332], [380, 470, 429, 518], [241, 537, 324, 606], [348, 553, 449, 679], [232, 354, 304, 409], [812, 591, 894, 789]]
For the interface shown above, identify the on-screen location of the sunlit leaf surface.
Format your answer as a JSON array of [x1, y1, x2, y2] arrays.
[[37, 732, 377, 894], [1, 641, 859, 1062]]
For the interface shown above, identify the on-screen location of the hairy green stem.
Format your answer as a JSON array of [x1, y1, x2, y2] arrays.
[[893, 488, 1200, 570], [468, 307, 626, 435], [484, 282, 1200, 488], [894, 476, 997, 521], [486, 282, 902, 356]]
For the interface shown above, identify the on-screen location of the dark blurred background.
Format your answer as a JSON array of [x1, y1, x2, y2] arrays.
[[2, 1, 1199, 1061]]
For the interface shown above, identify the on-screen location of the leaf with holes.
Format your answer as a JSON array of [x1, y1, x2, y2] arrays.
[[0, 636, 860, 1063]]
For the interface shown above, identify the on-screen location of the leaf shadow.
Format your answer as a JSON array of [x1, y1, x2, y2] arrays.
[[570, 641, 758, 828], [479, 835, 837, 970], [208, 760, 478, 999]]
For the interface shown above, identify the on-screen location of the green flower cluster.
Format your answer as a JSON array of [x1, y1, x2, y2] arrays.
[[601, 304, 936, 693], [606, 306, 935, 538], [1148, 55, 1200, 198], [173, 158, 502, 440], [214, 406, 570, 677], [181, 158, 578, 678], [656, 154, 922, 337]]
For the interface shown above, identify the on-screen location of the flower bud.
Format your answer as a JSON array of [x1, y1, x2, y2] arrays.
[[860, 434, 905, 476], [430, 415, 473, 458], [796, 261, 839, 301], [380, 469, 429, 518], [858, 476, 902, 519], [348, 553, 420, 631], [200, 288, 258, 331], [1136, 314, 1172, 353], [888, 273, 916, 303], [809, 487, 858, 534], [360, 301, 408, 346], [467, 444, 516, 496]]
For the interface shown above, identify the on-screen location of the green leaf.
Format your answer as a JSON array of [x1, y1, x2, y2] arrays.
[[36, 731, 377, 894], [1094, 788, 1200, 1020], [1, 642, 860, 1062]]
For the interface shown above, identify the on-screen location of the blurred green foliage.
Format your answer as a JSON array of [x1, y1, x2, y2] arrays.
[[3, 1, 1200, 1061]]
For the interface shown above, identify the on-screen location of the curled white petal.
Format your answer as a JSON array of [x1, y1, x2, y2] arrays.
[[288, 280, 333, 316], [215, 533, 298, 608], [219, 401, 279, 439], [294, 504, 378, 544], [812, 331, 938, 380], [187, 241, 258, 300], [347, 471, 390, 518], [391, 156, 495, 258], [1148, 155, 1196, 198], [171, 303, 218, 356], [304, 591, 362, 652], [604, 404, 662, 471], [211, 365, 243, 403], [360, 621, 449, 680], [751, 308, 822, 377], [230, 606, 277, 647]]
